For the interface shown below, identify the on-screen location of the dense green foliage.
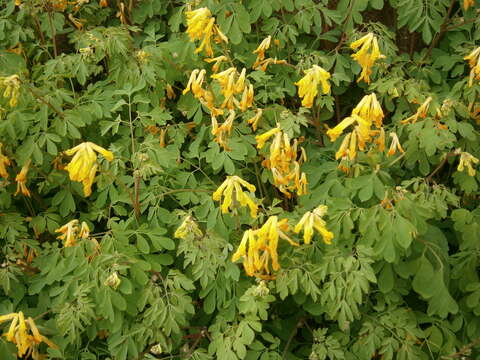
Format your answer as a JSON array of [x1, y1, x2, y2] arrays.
[[0, 0, 480, 359]]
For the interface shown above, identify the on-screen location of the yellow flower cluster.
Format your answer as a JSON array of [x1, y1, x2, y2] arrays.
[[256, 126, 308, 197], [174, 215, 203, 239], [232, 206, 333, 279], [212, 176, 258, 218], [1, 74, 21, 107], [0, 143, 11, 178], [185, 7, 228, 57], [464, 47, 480, 87], [0, 311, 58, 359], [183, 66, 255, 149], [350, 33, 385, 84], [327, 93, 392, 167], [231, 216, 297, 279], [294, 205, 333, 244], [63, 142, 114, 197], [252, 36, 287, 71], [457, 151, 479, 176], [55, 219, 91, 247], [295, 65, 331, 108], [15, 160, 31, 197], [464, 0, 475, 10]]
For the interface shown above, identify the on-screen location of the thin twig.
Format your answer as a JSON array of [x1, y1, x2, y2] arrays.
[[426, 151, 456, 183], [442, 337, 480, 359], [282, 317, 304, 359], [46, 10, 58, 57]]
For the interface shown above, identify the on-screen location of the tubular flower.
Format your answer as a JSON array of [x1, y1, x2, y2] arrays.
[[252, 36, 271, 68], [350, 33, 385, 84], [294, 205, 333, 245], [387, 132, 405, 156], [352, 93, 384, 128], [295, 65, 331, 108], [204, 55, 228, 73], [255, 57, 288, 72], [0, 143, 11, 178], [174, 215, 203, 239], [185, 7, 228, 57], [183, 69, 207, 98], [64, 142, 114, 197], [457, 151, 479, 176], [0, 311, 58, 359], [212, 175, 258, 218], [104, 271, 121, 289], [257, 127, 308, 197], [166, 84, 176, 100], [232, 216, 297, 279], [247, 109, 263, 131], [464, 47, 480, 87], [326, 116, 358, 142], [211, 67, 247, 110], [55, 219, 91, 247], [14, 160, 31, 197], [211, 110, 236, 150], [1, 74, 21, 107], [401, 97, 433, 124]]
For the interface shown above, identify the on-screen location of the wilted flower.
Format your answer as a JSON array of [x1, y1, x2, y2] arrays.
[[211, 110, 236, 150], [252, 36, 271, 68], [295, 65, 331, 108], [350, 33, 385, 84], [14, 160, 31, 197], [212, 175, 258, 218], [64, 142, 114, 197], [55, 219, 91, 247], [166, 84, 176, 99], [294, 205, 333, 244], [247, 109, 263, 131]]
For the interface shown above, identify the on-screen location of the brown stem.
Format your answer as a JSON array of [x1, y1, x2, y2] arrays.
[[22, 82, 65, 118], [426, 151, 456, 183], [282, 318, 304, 359], [335, 94, 341, 123], [423, 0, 457, 61], [442, 337, 480, 359]]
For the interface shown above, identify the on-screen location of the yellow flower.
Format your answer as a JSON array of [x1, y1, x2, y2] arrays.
[[104, 271, 121, 289], [295, 65, 331, 108], [387, 132, 404, 156], [458, 151, 479, 176], [166, 84, 176, 99], [204, 55, 228, 73], [64, 142, 114, 197], [247, 109, 263, 131], [211, 110, 236, 150], [256, 126, 281, 149], [212, 175, 258, 217], [464, 0, 474, 10], [0, 311, 58, 358], [294, 205, 333, 244], [352, 93, 384, 128], [252, 36, 271, 68], [232, 216, 297, 279], [326, 116, 358, 142], [1, 74, 21, 107], [55, 219, 91, 247], [350, 33, 385, 84], [237, 84, 254, 112], [255, 57, 288, 71], [401, 97, 432, 124], [464, 47, 480, 87], [183, 69, 206, 98], [14, 160, 31, 197], [174, 215, 203, 239], [0, 143, 11, 178], [185, 7, 228, 57]]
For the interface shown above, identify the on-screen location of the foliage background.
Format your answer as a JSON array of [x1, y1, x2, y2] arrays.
[[0, 0, 480, 359]]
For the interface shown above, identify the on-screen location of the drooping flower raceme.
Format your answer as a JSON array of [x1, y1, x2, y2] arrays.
[[294, 205, 333, 245], [0, 74, 21, 107], [350, 33, 385, 84], [55, 219, 91, 247], [174, 215, 203, 239], [0, 311, 58, 359], [63, 142, 114, 197], [185, 7, 228, 57], [295, 65, 331, 108], [0, 143, 11, 178], [231, 216, 298, 279], [15, 160, 31, 197], [457, 151, 479, 176], [212, 175, 258, 218]]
